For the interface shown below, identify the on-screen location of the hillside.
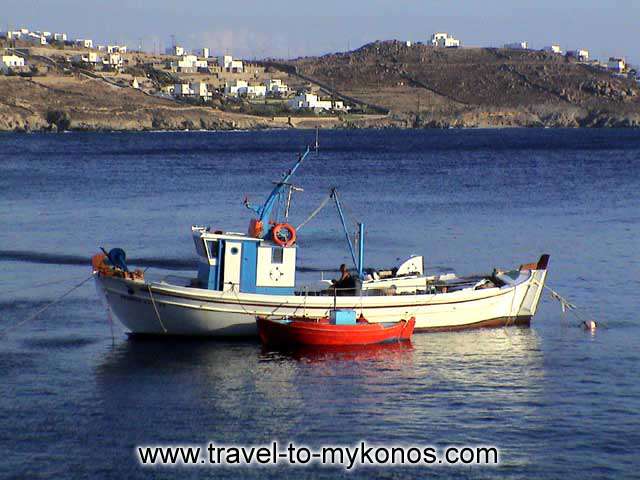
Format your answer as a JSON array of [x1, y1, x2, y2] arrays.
[[1, 39, 639, 131], [285, 41, 640, 127]]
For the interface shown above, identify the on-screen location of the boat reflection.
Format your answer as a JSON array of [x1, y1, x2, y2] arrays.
[[260, 341, 415, 364]]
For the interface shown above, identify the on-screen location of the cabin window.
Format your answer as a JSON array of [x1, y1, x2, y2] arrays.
[[271, 247, 284, 264], [206, 241, 218, 259]]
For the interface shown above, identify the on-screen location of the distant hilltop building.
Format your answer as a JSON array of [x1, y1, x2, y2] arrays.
[[607, 57, 626, 73], [504, 41, 528, 50], [431, 32, 460, 48], [196, 48, 210, 58], [165, 45, 185, 56], [218, 55, 244, 73], [107, 45, 127, 54], [75, 39, 93, 49], [543, 44, 562, 54], [1, 54, 26, 73], [566, 49, 589, 62]]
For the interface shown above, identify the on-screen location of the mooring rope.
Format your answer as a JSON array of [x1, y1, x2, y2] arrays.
[[544, 284, 604, 327], [147, 284, 168, 333], [0, 274, 94, 336]]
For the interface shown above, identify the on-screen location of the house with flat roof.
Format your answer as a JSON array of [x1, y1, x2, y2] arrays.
[[607, 57, 627, 73], [218, 55, 244, 72], [165, 45, 184, 56], [264, 78, 289, 96], [431, 32, 460, 48], [543, 45, 562, 54], [566, 49, 589, 62], [1, 54, 26, 73], [504, 41, 528, 50]]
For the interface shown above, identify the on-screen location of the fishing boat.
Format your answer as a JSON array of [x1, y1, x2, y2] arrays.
[[93, 144, 549, 337], [256, 310, 416, 347]]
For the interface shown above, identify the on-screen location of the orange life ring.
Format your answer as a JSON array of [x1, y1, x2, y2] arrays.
[[272, 223, 296, 247]]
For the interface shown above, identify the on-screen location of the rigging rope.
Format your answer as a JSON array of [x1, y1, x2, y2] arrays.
[[296, 194, 332, 232]]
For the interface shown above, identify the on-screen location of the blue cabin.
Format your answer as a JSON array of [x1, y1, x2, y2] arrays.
[[191, 227, 297, 295]]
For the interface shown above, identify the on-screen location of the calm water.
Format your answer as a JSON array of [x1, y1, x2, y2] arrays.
[[1, 129, 639, 479]]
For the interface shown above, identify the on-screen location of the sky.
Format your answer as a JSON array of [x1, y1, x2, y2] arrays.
[[1, 0, 638, 63]]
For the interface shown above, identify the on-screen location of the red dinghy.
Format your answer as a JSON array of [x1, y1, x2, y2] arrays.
[[256, 313, 416, 347]]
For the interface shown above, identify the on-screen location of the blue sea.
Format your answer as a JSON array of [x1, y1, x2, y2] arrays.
[[1, 129, 639, 479]]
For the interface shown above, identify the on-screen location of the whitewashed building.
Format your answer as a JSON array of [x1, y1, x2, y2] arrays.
[[247, 84, 266, 97], [543, 45, 562, 54], [197, 48, 210, 58], [288, 93, 333, 111], [103, 53, 123, 69], [264, 78, 288, 96], [172, 82, 211, 100], [567, 49, 589, 62], [175, 54, 208, 72], [191, 81, 212, 100], [504, 41, 528, 50], [607, 57, 626, 73], [224, 79, 265, 97], [166, 45, 185, 56], [25, 33, 47, 45], [71, 52, 99, 64], [218, 55, 244, 72], [431, 32, 460, 48], [225, 79, 248, 96], [53, 32, 67, 42], [75, 39, 93, 49], [1, 54, 25, 73], [107, 45, 127, 54]]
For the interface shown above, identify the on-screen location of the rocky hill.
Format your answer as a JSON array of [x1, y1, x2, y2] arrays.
[[1, 40, 639, 131], [286, 40, 640, 128]]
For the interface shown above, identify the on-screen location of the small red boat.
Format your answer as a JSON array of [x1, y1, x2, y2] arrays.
[[256, 314, 416, 347]]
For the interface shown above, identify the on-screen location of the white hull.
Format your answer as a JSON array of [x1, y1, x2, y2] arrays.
[[95, 268, 547, 337]]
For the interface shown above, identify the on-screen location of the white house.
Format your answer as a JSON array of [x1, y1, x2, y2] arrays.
[[224, 79, 248, 96], [543, 45, 562, 54], [567, 49, 589, 62], [107, 45, 127, 54], [1, 54, 26, 73], [75, 39, 93, 49], [191, 81, 212, 100], [53, 32, 67, 42], [71, 52, 99, 64], [173, 83, 193, 96], [288, 93, 333, 111], [103, 53, 123, 69], [246, 84, 266, 97], [607, 57, 626, 73], [3, 30, 22, 40], [132, 77, 140, 89], [504, 41, 528, 50], [25, 33, 47, 46], [197, 48, 210, 58], [431, 32, 460, 48], [165, 45, 184, 56], [175, 54, 208, 72], [218, 55, 243, 72], [171, 82, 211, 100], [264, 78, 288, 96]]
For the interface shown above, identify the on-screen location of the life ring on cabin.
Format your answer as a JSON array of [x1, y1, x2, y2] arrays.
[[272, 223, 297, 247]]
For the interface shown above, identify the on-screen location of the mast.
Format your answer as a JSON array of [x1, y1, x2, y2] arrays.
[[246, 146, 311, 235], [332, 188, 358, 272]]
